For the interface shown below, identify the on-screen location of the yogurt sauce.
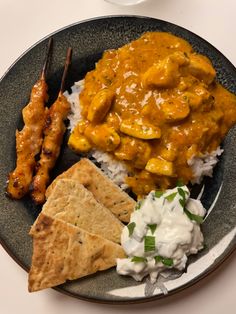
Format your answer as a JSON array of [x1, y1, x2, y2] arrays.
[[116, 185, 206, 283]]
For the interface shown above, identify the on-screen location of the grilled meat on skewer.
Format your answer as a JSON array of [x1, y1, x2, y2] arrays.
[[31, 48, 72, 204], [7, 39, 53, 199]]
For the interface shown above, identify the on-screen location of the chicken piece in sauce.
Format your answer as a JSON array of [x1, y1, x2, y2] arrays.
[[68, 32, 236, 197]]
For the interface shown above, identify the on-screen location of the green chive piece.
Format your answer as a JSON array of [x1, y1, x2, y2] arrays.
[[148, 224, 157, 234], [135, 201, 142, 210], [144, 236, 155, 252], [176, 179, 184, 187], [127, 222, 136, 237], [154, 255, 174, 266], [155, 190, 164, 198], [165, 192, 177, 202], [131, 256, 147, 263], [177, 187, 186, 201], [179, 198, 185, 208], [184, 208, 203, 224], [154, 255, 163, 263], [162, 258, 174, 267]]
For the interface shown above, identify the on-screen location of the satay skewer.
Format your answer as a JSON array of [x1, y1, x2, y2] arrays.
[[7, 38, 53, 199], [60, 47, 72, 93], [31, 47, 72, 204], [41, 38, 53, 80]]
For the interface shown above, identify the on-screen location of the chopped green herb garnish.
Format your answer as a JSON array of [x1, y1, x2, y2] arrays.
[[144, 236, 155, 252], [131, 256, 147, 263], [127, 222, 136, 236], [184, 208, 203, 224], [148, 224, 157, 234], [155, 190, 164, 198], [135, 201, 142, 210], [154, 255, 162, 263], [176, 179, 184, 187], [177, 185, 203, 223], [163, 258, 174, 267], [154, 255, 174, 267], [177, 187, 186, 201], [179, 198, 185, 208], [165, 192, 177, 202]]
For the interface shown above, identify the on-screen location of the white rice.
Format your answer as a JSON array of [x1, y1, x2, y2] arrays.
[[65, 80, 129, 189], [65, 81, 222, 187], [188, 147, 223, 184], [91, 149, 128, 189], [64, 80, 84, 131]]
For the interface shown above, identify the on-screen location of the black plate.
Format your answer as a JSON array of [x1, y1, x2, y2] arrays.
[[0, 16, 236, 304]]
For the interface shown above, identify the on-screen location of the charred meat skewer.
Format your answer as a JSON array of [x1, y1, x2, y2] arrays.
[[31, 47, 72, 204], [7, 38, 53, 199]]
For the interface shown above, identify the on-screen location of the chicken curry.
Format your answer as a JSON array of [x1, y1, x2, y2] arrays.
[[68, 32, 236, 197]]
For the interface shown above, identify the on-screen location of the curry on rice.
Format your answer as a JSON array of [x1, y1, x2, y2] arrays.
[[68, 32, 236, 197]]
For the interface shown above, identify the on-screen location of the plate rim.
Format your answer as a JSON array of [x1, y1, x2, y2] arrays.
[[1, 14, 236, 84], [1, 14, 236, 304], [1, 234, 235, 304]]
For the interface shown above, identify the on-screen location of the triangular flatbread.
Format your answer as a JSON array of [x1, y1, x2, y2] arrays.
[[30, 179, 124, 244], [28, 213, 125, 292], [46, 158, 135, 222]]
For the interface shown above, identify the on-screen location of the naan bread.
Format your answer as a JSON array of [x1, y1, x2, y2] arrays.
[[28, 213, 125, 292], [46, 158, 135, 222], [30, 179, 124, 243]]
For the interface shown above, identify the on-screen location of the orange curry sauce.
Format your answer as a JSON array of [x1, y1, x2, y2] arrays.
[[69, 32, 236, 197]]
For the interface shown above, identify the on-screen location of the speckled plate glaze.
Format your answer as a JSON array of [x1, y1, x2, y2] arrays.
[[0, 16, 236, 304]]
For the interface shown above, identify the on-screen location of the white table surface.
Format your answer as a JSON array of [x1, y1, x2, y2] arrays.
[[1, 0, 236, 313]]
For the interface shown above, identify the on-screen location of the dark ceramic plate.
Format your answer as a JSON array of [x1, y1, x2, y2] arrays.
[[0, 16, 236, 304]]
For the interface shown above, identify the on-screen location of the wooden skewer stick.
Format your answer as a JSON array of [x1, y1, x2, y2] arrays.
[[41, 37, 53, 80], [60, 47, 72, 93], [30, 47, 72, 204]]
